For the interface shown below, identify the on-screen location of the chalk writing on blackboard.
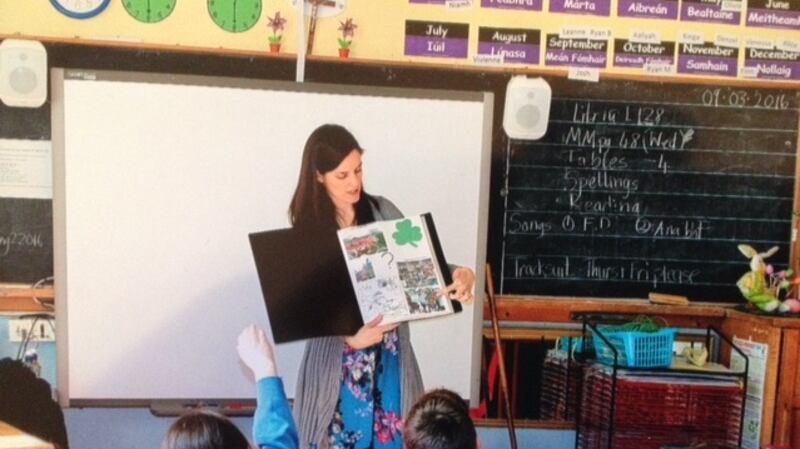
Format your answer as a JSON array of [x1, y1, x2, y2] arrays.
[[0, 232, 46, 256], [497, 83, 798, 302], [699, 88, 792, 109], [0, 199, 53, 283]]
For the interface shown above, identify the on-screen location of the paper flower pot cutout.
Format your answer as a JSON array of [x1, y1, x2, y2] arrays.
[[337, 17, 356, 58], [266, 11, 287, 53]]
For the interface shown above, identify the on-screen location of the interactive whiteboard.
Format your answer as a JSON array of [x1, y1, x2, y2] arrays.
[[51, 69, 492, 405]]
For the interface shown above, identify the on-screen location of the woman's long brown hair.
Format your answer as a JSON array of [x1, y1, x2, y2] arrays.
[[289, 124, 376, 229]]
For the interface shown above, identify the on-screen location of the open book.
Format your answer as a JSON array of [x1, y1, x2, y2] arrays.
[[337, 213, 459, 325], [249, 213, 460, 343]]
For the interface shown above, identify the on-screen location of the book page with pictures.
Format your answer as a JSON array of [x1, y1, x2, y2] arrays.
[[338, 214, 453, 324]]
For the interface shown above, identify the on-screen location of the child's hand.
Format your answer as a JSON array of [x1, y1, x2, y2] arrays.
[[237, 324, 277, 381]]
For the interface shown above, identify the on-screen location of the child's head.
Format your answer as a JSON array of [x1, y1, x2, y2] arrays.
[[403, 389, 477, 449], [162, 409, 250, 449]]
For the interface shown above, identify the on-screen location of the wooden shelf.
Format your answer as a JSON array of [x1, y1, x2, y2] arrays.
[[484, 296, 728, 329], [0, 285, 54, 313], [482, 328, 583, 341], [726, 308, 800, 329]]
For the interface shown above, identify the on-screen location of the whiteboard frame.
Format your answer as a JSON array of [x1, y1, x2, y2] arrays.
[[52, 68, 493, 406]]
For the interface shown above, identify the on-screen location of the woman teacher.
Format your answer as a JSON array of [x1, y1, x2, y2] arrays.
[[288, 124, 475, 449]]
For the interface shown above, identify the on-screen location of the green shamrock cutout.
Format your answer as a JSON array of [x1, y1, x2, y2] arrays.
[[392, 219, 423, 248]]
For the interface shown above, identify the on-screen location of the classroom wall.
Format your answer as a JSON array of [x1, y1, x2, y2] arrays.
[[1, 2, 799, 449], [1, 0, 798, 80]]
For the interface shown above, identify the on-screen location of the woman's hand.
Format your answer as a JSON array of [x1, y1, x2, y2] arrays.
[[237, 324, 278, 381], [344, 315, 399, 350], [442, 267, 476, 304]]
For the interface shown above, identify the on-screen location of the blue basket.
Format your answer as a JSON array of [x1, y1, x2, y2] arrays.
[[557, 336, 586, 353], [592, 327, 676, 368]]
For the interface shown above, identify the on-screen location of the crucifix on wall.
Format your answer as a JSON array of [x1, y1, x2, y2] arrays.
[[293, 0, 345, 55], [306, 0, 336, 54]]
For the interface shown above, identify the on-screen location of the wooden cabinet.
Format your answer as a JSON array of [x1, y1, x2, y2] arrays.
[[479, 297, 728, 426], [723, 310, 800, 449], [485, 298, 800, 448]]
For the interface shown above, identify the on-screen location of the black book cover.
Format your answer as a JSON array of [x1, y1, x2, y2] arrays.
[[249, 214, 460, 343], [249, 225, 363, 343]]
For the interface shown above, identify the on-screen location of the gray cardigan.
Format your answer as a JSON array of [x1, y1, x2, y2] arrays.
[[292, 196, 424, 449]]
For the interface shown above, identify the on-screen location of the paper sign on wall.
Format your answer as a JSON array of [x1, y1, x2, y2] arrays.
[[405, 20, 470, 59], [614, 39, 675, 69], [481, 0, 543, 10], [477, 27, 540, 64], [731, 337, 768, 449], [550, 0, 611, 16], [0, 139, 52, 200], [677, 41, 739, 77], [746, 0, 800, 29], [744, 46, 800, 80], [681, 0, 742, 24], [545, 34, 608, 68], [618, 0, 678, 19]]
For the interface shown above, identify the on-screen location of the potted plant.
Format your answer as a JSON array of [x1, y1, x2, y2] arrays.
[[337, 18, 357, 58], [266, 12, 287, 53]]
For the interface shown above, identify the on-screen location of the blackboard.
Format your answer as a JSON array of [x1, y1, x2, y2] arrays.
[[0, 198, 52, 283], [497, 81, 799, 302], [0, 100, 53, 284]]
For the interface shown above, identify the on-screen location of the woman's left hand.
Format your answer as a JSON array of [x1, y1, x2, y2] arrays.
[[442, 267, 475, 304]]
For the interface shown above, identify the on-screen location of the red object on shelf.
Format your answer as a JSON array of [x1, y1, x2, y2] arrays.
[[487, 346, 499, 401], [577, 364, 744, 449], [541, 351, 583, 420], [469, 401, 487, 419]]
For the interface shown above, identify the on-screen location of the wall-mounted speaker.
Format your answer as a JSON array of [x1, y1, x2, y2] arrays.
[[0, 39, 47, 108], [502, 76, 551, 140]]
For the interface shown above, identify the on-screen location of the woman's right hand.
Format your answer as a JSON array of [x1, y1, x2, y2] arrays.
[[344, 315, 399, 350]]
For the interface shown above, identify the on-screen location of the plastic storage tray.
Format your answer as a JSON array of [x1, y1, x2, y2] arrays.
[[592, 327, 676, 368]]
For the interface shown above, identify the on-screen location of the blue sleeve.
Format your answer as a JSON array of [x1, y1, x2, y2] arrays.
[[253, 377, 299, 449]]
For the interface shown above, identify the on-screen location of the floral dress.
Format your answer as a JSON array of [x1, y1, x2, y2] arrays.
[[327, 329, 403, 449]]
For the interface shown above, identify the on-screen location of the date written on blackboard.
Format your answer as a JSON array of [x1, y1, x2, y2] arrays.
[[0, 232, 45, 257], [701, 88, 791, 109]]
